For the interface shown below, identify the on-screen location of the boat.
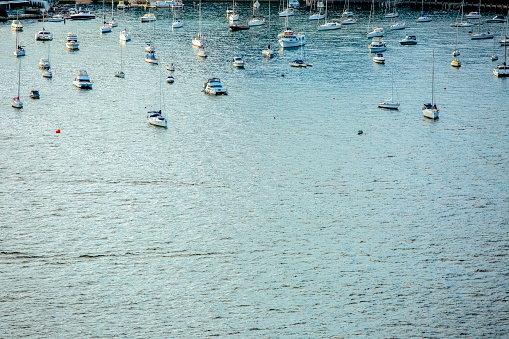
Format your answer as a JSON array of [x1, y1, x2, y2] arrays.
[[202, 78, 228, 95], [141, 13, 156, 22], [198, 46, 208, 57], [233, 56, 245, 68], [166, 75, 174, 83], [384, 0, 398, 18], [228, 0, 239, 22], [399, 35, 417, 45], [12, 59, 23, 109], [367, 1, 383, 37], [500, 37, 509, 46], [341, 17, 357, 25], [145, 51, 158, 64], [423, 50, 439, 119], [11, 19, 23, 31], [378, 71, 399, 109], [278, 27, 305, 48], [30, 90, 40, 99], [35, 29, 53, 41], [117, 1, 126, 9], [278, 8, 294, 17], [342, 0, 354, 19], [416, 0, 432, 22], [115, 41, 125, 77], [451, 2, 474, 27], [120, 28, 131, 41], [66, 32, 79, 50], [14, 27, 25, 57], [309, 0, 324, 21], [167, 64, 175, 71], [145, 41, 155, 53], [73, 70, 93, 89], [471, 32, 493, 39], [466, 12, 481, 20], [486, 15, 506, 23], [147, 110, 167, 127], [192, 0, 204, 47], [289, 59, 307, 67], [318, 0, 340, 31], [262, 0, 274, 57], [452, 24, 460, 56], [39, 58, 50, 69], [70, 11, 95, 20], [230, 24, 250, 31], [42, 69, 52, 78], [172, 9, 183, 28], [156, 1, 169, 8], [494, 13, 509, 77], [451, 58, 461, 67], [249, 0, 265, 27], [100, 0, 112, 33], [110, 0, 118, 27], [170, 1, 184, 9], [369, 37, 387, 53], [373, 53, 385, 64], [289, 0, 299, 8], [390, 22, 405, 30], [48, 14, 65, 22]]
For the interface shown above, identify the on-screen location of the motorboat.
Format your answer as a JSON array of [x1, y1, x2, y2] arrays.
[[39, 58, 51, 69], [318, 22, 341, 30], [172, 18, 183, 28], [145, 51, 158, 63], [309, 13, 325, 21], [367, 27, 383, 38], [147, 110, 167, 127], [48, 15, 65, 22], [289, 0, 299, 8], [278, 8, 294, 17], [248, 18, 265, 26], [140, 13, 156, 22], [390, 22, 405, 30], [289, 59, 308, 67], [233, 56, 245, 68], [73, 70, 93, 89], [369, 37, 387, 52], [166, 76, 174, 83], [373, 53, 385, 64], [145, 41, 155, 53], [197, 46, 208, 57], [486, 15, 506, 23], [35, 29, 53, 41], [11, 19, 23, 31], [230, 25, 250, 31], [192, 34, 204, 47], [466, 11, 481, 19], [341, 18, 357, 25], [399, 35, 417, 45], [70, 11, 95, 20], [471, 32, 494, 40], [120, 29, 131, 41], [202, 78, 227, 95], [42, 69, 52, 78], [30, 90, 40, 99], [451, 58, 461, 67], [278, 27, 306, 48]]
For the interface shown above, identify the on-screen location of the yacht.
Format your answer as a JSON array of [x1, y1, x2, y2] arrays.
[[399, 35, 417, 45], [262, 45, 275, 58], [109, 19, 118, 27], [39, 58, 51, 69], [466, 11, 481, 19], [120, 29, 131, 41], [471, 32, 494, 39], [30, 90, 40, 99], [278, 27, 306, 48], [140, 13, 156, 22], [423, 51, 438, 119], [35, 29, 53, 41], [145, 51, 158, 64], [416, 15, 432, 22], [493, 62, 509, 77], [369, 37, 387, 52], [100, 23, 112, 33], [233, 56, 245, 68], [13, 59, 22, 109], [202, 78, 227, 95], [249, 18, 265, 26], [166, 75, 174, 83], [170, 1, 184, 9], [373, 53, 385, 64], [486, 15, 506, 23], [192, 34, 204, 47], [15, 45, 25, 57], [147, 110, 167, 127], [228, 13, 239, 22], [390, 22, 405, 30], [145, 41, 155, 53], [289, 59, 307, 67], [341, 18, 357, 25], [451, 21, 473, 27], [318, 22, 341, 30], [378, 100, 399, 109], [385, 12, 398, 18], [367, 27, 384, 38], [73, 70, 93, 89], [230, 24, 250, 31], [11, 19, 23, 31], [70, 11, 95, 20], [309, 13, 325, 21]]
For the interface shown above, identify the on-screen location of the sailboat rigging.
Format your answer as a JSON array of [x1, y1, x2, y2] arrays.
[[423, 49, 439, 119], [12, 59, 23, 109]]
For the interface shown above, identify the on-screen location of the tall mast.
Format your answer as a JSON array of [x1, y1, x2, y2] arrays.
[[17, 59, 21, 98], [431, 49, 435, 106]]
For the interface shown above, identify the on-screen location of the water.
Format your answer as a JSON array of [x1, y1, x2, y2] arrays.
[[1, 4, 509, 337]]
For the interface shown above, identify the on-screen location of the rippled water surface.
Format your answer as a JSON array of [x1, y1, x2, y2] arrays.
[[1, 3, 508, 337]]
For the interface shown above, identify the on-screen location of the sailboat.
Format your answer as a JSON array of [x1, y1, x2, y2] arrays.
[[378, 71, 399, 110], [35, 10, 53, 40], [309, 0, 324, 21], [12, 59, 23, 109], [262, 0, 274, 57], [172, 8, 183, 28], [228, 0, 239, 22], [466, 1, 482, 19], [451, 25, 462, 66], [119, 5, 131, 41], [493, 12, 509, 77], [416, 0, 432, 22], [384, 0, 398, 18], [249, 0, 265, 26], [147, 66, 167, 128], [192, 0, 204, 47], [14, 27, 25, 57], [366, 0, 383, 37], [278, 0, 305, 48], [318, 0, 340, 30], [470, 16, 494, 39], [110, 0, 118, 27], [451, 1, 473, 27], [42, 42, 52, 78], [100, 0, 112, 33], [341, 0, 357, 25], [115, 42, 125, 77], [11, 12, 23, 31], [423, 49, 439, 119]]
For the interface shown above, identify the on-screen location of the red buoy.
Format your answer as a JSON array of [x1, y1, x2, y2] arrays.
[[56, 129, 60, 133]]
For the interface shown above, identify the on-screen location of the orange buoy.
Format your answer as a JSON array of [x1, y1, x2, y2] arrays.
[[56, 129, 60, 133]]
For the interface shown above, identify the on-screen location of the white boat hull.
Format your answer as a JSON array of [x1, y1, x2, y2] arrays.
[[101, 26, 112, 33], [309, 14, 325, 20], [248, 19, 265, 26], [262, 49, 274, 58], [423, 108, 439, 119], [417, 17, 432, 22], [471, 33, 494, 40], [66, 42, 79, 50], [172, 21, 183, 28], [378, 102, 399, 109], [192, 38, 204, 47], [73, 81, 93, 89], [390, 23, 405, 30], [12, 99, 23, 108], [318, 22, 341, 31], [369, 46, 387, 53], [147, 115, 167, 127], [120, 31, 131, 41], [279, 35, 306, 48]]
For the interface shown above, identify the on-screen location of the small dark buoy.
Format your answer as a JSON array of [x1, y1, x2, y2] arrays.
[[56, 129, 60, 134], [358, 130, 363, 135], [281, 74, 285, 77]]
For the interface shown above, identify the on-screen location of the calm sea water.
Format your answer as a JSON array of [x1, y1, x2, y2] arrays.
[[1, 3, 508, 337]]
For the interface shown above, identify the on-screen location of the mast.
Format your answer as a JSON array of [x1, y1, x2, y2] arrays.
[[431, 49, 435, 106], [17, 59, 21, 99]]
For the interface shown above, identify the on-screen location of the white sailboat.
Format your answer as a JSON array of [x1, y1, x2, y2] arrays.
[[451, 1, 473, 27], [147, 66, 167, 128], [262, 0, 274, 57], [172, 9, 183, 28], [416, 0, 432, 22], [228, 0, 239, 22], [493, 12, 509, 77], [318, 0, 340, 31], [378, 71, 399, 109], [192, 0, 204, 47], [100, 0, 112, 33], [423, 50, 439, 119], [12, 59, 23, 109], [451, 25, 461, 66], [110, 0, 118, 27], [249, 0, 265, 26], [470, 18, 494, 39], [119, 6, 131, 41], [309, 0, 324, 21], [14, 27, 25, 57], [42, 42, 52, 78], [384, 0, 398, 18], [115, 42, 125, 77], [35, 10, 53, 40], [366, 0, 383, 37]]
